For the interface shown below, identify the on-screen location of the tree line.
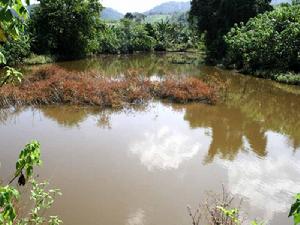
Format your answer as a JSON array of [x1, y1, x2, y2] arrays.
[[1, 0, 300, 85], [0, 0, 199, 65], [189, 0, 300, 84]]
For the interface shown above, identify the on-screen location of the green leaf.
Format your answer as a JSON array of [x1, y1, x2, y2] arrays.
[[0, 52, 6, 64]]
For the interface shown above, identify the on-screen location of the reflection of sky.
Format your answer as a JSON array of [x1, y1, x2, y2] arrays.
[[128, 104, 300, 224], [127, 209, 146, 225], [219, 132, 300, 223], [130, 126, 202, 171]]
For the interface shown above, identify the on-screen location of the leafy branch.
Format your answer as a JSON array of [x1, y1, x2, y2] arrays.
[[0, 141, 62, 225]]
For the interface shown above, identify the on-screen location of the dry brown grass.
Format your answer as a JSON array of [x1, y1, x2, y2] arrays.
[[0, 66, 219, 108]]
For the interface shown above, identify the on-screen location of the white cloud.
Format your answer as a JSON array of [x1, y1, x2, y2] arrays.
[[127, 209, 146, 225], [130, 126, 202, 171], [219, 132, 300, 223]]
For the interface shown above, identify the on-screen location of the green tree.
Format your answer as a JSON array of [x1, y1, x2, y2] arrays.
[[189, 0, 272, 63], [0, 0, 30, 64], [29, 0, 103, 59], [224, 4, 300, 83]]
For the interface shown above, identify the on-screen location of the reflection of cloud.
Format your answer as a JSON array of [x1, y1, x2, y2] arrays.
[[130, 126, 201, 171], [221, 132, 300, 222], [127, 209, 145, 225]]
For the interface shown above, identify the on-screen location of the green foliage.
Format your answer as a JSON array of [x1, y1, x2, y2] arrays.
[[0, 52, 6, 64], [189, 0, 272, 63], [29, 0, 103, 59], [0, 141, 62, 225], [275, 72, 300, 85], [225, 4, 300, 79], [23, 54, 55, 65], [15, 141, 42, 181], [289, 193, 300, 225], [98, 19, 155, 54], [217, 206, 241, 225], [117, 19, 155, 53], [97, 18, 199, 54], [0, 186, 20, 224], [0, 0, 29, 42], [251, 221, 266, 225], [0, 0, 30, 64], [0, 66, 23, 87], [98, 25, 121, 54], [0, 18, 31, 66], [0, 36, 31, 66], [17, 180, 62, 225]]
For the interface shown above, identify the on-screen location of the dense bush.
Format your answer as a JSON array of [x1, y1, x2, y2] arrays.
[[0, 35, 31, 65], [98, 19, 155, 54], [98, 24, 121, 54], [98, 19, 198, 54], [29, 0, 103, 59], [189, 0, 272, 63], [225, 5, 300, 77]]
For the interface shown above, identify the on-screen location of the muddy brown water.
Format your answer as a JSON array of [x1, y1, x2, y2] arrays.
[[0, 53, 300, 225]]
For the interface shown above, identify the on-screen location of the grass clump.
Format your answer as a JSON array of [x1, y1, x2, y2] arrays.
[[23, 54, 55, 65], [0, 66, 219, 108], [273, 72, 300, 85]]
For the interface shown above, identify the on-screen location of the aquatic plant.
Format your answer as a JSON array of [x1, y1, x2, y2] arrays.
[[187, 186, 243, 225], [0, 66, 219, 108], [187, 186, 267, 225]]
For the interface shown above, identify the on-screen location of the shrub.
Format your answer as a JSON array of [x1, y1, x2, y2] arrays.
[[0, 36, 31, 66], [23, 54, 55, 65], [225, 5, 300, 75], [189, 0, 272, 63], [97, 20, 155, 54], [98, 25, 121, 54], [274, 72, 300, 85], [97, 20, 199, 54]]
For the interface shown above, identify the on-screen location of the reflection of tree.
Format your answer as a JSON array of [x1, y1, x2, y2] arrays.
[[26, 53, 201, 78], [0, 107, 25, 125], [40, 104, 149, 128], [182, 103, 267, 163], [41, 106, 101, 127], [181, 66, 300, 163], [222, 69, 300, 150]]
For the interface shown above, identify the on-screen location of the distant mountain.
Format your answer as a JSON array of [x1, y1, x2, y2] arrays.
[[101, 7, 124, 21], [144, 1, 191, 15]]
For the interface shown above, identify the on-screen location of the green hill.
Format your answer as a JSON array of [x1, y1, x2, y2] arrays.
[[101, 8, 123, 21], [144, 1, 190, 15]]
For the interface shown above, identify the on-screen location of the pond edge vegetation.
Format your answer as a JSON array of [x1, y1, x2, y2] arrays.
[[0, 66, 220, 108]]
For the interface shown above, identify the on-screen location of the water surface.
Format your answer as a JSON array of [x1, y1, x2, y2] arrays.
[[0, 53, 300, 225]]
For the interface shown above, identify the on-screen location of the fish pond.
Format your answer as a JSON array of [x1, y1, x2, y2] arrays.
[[0, 53, 300, 225]]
